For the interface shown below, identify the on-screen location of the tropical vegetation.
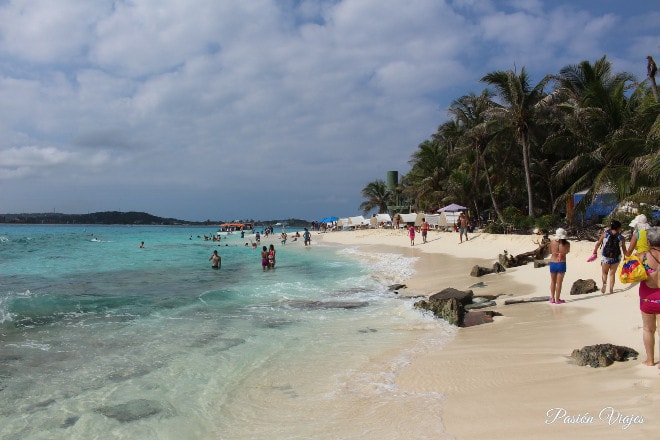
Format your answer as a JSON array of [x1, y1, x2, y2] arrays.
[[360, 55, 660, 228]]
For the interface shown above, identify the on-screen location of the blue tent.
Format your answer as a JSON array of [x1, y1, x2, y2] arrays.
[[573, 190, 617, 220], [319, 216, 339, 223]]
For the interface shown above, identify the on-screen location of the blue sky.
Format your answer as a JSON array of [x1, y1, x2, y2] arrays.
[[0, 0, 658, 221]]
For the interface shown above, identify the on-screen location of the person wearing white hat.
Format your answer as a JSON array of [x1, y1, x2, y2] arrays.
[[548, 228, 570, 304], [627, 214, 650, 260]]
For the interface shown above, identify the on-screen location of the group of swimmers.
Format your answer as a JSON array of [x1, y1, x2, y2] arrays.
[[207, 228, 313, 270]]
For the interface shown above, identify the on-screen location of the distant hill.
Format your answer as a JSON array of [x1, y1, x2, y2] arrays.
[[0, 211, 313, 227], [0, 211, 207, 225]]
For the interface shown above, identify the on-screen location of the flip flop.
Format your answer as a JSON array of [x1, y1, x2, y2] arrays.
[[555, 299, 566, 304], [549, 298, 555, 303]]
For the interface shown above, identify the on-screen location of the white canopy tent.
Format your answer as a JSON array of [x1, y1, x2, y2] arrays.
[[370, 213, 393, 228]]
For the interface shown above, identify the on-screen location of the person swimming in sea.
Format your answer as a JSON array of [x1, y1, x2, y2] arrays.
[[209, 250, 221, 269]]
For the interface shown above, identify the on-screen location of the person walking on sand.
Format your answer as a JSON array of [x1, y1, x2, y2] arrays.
[[209, 250, 221, 269], [303, 228, 311, 246], [548, 228, 570, 304], [627, 214, 650, 260], [590, 220, 626, 294], [638, 227, 660, 367], [458, 212, 469, 243], [261, 246, 269, 271], [421, 218, 430, 244], [409, 224, 415, 246]]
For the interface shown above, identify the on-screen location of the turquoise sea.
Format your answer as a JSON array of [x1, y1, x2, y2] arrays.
[[0, 225, 455, 439]]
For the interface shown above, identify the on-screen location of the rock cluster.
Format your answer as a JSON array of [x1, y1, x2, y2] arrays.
[[570, 279, 598, 295], [414, 288, 500, 326], [571, 344, 638, 368], [470, 263, 506, 277]]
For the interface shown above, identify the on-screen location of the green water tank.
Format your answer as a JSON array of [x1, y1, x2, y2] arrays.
[[386, 171, 398, 190]]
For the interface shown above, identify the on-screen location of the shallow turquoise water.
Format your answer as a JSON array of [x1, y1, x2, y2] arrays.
[[0, 225, 454, 439]]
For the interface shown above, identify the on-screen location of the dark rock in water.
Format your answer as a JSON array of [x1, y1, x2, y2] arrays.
[[429, 288, 474, 305], [465, 301, 496, 310], [571, 344, 638, 368], [61, 416, 79, 428], [216, 338, 245, 351], [463, 310, 502, 327], [469, 282, 486, 288], [388, 283, 407, 292], [107, 366, 151, 382], [283, 300, 369, 310], [357, 327, 378, 333], [261, 319, 296, 329], [96, 399, 173, 422], [570, 279, 598, 296], [414, 288, 474, 326]]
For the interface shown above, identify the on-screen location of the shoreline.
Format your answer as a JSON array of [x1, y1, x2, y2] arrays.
[[317, 228, 659, 439]]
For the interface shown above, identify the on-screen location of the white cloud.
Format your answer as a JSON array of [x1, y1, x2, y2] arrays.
[[0, 145, 111, 179], [0, 0, 651, 220], [0, 0, 106, 63]]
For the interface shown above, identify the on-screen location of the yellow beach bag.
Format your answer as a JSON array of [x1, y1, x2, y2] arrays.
[[618, 255, 648, 283]]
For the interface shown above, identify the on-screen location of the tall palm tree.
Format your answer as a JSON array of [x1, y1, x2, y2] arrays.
[[403, 139, 450, 211], [448, 90, 505, 223], [550, 57, 658, 211], [481, 68, 550, 217], [359, 179, 391, 215]]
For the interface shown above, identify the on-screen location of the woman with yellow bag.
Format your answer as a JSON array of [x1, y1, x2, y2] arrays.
[[627, 214, 650, 259], [618, 214, 651, 284]]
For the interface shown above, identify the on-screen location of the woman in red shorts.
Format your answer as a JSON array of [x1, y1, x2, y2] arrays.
[[640, 227, 660, 367]]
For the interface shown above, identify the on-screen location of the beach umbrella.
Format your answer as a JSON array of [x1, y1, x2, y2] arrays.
[[437, 203, 467, 212], [319, 216, 339, 223]]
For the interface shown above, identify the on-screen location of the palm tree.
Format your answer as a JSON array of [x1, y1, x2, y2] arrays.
[[448, 90, 505, 223], [403, 138, 451, 211], [550, 56, 658, 212], [481, 68, 550, 217], [359, 179, 391, 215]]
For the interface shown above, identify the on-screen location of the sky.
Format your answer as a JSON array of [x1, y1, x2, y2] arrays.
[[0, 0, 658, 222]]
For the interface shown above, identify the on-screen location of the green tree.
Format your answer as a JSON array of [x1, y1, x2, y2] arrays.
[[359, 180, 391, 215], [403, 138, 451, 211], [550, 57, 659, 213], [448, 90, 505, 223], [481, 68, 550, 217]]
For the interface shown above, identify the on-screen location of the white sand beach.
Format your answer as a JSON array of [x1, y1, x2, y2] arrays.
[[317, 228, 659, 439]]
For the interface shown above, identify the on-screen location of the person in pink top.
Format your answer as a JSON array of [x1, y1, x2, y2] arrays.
[[639, 227, 660, 367], [409, 224, 415, 246]]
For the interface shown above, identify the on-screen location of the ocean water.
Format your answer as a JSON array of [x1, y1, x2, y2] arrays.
[[0, 225, 455, 439]]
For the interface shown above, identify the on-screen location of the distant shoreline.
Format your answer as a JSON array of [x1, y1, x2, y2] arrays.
[[0, 211, 311, 227]]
